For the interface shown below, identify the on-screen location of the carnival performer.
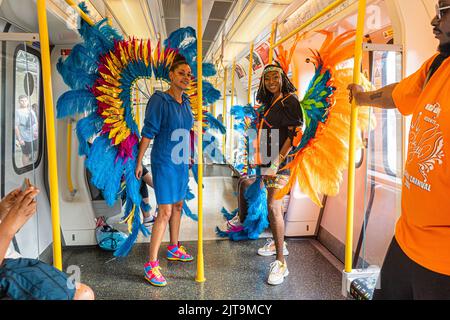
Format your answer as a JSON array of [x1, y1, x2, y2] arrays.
[[254, 63, 303, 285], [135, 54, 194, 287]]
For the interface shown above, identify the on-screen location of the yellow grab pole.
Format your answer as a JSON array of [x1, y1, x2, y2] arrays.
[[65, 0, 95, 26], [212, 78, 217, 117], [37, 0, 63, 270], [66, 119, 74, 194], [247, 42, 254, 105], [196, 0, 205, 283], [272, 0, 346, 49], [222, 68, 228, 159], [345, 0, 367, 273], [230, 60, 236, 162], [268, 22, 277, 64]]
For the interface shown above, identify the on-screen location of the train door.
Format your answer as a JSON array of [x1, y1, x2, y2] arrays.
[[0, 28, 53, 260], [352, 42, 403, 268]]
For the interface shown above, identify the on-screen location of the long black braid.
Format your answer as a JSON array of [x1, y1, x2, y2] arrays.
[[255, 62, 297, 106]]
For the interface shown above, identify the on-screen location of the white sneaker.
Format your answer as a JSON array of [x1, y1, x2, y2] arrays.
[[143, 215, 155, 228], [267, 260, 289, 285], [258, 238, 289, 256]]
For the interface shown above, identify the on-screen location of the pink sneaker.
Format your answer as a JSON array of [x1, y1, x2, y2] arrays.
[[166, 243, 194, 262], [144, 260, 167, 287]]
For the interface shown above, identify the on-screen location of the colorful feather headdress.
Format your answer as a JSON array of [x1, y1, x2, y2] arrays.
[[56, 2, 224, 256]]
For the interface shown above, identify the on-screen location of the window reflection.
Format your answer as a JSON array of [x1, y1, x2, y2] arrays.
[[14, 49, 40, 170]]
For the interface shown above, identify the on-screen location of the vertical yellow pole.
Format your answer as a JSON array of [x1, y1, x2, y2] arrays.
[[222, 68, 227, 159], [196, 0, 205, 283], [66, 120, 74, 194], [37, 0, 63, 270], [345, 0, 367, 273], [268, 22, 277, 64], [230, 60, 236, 162], [212, 78, 217, 117], [247, 42, 254, 105]]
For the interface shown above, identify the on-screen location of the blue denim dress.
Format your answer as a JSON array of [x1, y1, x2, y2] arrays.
[[141, 91, 194, 205]]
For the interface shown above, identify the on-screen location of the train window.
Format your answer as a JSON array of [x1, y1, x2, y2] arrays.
[[13, 45, 42, 173], [381, 51, 402, 177]]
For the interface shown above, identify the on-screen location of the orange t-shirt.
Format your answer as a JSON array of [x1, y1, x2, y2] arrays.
[[392, 54, 450, 276]]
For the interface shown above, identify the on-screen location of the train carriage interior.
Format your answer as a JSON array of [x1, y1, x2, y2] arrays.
[[0, 0, 443, 301]]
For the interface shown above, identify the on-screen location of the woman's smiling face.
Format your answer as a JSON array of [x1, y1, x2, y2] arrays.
[[264, 71, 282, 95]]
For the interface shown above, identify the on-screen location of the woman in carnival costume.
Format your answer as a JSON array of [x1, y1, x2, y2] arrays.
[[254, 63, 303, 285], [135, 54, 195, 287]]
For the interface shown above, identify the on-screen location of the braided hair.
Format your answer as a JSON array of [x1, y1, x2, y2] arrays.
[[255, 62, 296, 106]]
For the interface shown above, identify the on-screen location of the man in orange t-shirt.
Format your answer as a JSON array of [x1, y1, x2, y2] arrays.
[[348, 1, 450, 300]]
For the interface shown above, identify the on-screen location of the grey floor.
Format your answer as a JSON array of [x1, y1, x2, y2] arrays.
[[65, 164, 345, 300], [63, 238, 345, 300]]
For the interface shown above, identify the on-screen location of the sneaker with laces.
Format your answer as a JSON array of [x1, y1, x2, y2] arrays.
[[167, 243, 194, 262], [257, 238, 289, 256], [227, 214, 244, 232], [143, 215, 155, 228], [267, 260, 289, 285], [144, 260, 167, 287]]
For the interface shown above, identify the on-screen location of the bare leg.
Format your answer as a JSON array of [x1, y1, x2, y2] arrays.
[[142, 173, 154, 188], [148, 204, 172, 261], [73, 283, 95, 300], [142, 172, 154, 219], [169, 201, 183, 246], [267, 187, 286, 264]]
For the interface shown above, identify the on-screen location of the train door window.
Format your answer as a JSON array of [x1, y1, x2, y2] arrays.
[[380, 50, 402, 177], [13, 45, 41, 173]]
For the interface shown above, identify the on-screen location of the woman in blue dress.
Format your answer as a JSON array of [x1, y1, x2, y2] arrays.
[[135, 54, 194, 287]]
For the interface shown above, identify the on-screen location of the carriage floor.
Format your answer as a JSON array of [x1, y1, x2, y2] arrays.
[[63, 238, 345, 300]]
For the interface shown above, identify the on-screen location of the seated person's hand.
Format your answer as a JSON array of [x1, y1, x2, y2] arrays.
[[1, 187, 40, 236], [0, 188, 21, 220]]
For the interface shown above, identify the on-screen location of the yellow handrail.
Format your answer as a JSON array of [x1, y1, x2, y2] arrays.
[[66, 119, 75, 195], [268, 22, 277, 64], [345, 0, 367, 273], [247, 42, 254, 105], [271, 0, 346, 49], [37, 0, 63, 270], [222, 68, 228, 159], [65, 0, 95, 26], [196, 0, 205, 283]]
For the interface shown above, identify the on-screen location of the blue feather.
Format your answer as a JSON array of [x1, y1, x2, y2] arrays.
[[56, 89, 97, 118], [114, 203, 149, 257], [141, 201, 151, 213], [222, 177, 268, 241], [182, 201, 198, 221], [202, 81, 221, 105], [221, 207, 238, 221], [76, 113, 103, 156], [215, 226, 230, 238], [243, 178, 268, 239], [164, 27, 197, 63], [85, 136, 123, 206], [191, 62, 217, 78], [204, 112, 226, 134], [181, 186, 197, 221]]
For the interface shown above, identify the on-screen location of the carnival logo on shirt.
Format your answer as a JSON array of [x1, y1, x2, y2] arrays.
[[405, 103, 444, 192]]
